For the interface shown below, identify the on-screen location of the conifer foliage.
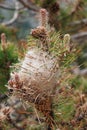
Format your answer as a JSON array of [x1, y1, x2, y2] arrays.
[[0, 33, 18, 92], [0, 9, 87, 130]]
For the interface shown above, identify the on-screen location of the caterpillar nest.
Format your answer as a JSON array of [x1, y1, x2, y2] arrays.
[[7, 9, 71, 130]]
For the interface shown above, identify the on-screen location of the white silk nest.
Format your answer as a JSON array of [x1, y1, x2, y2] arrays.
[[18, 47, 59, 91]]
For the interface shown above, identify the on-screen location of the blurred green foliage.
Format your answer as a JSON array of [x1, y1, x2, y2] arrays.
[[0, 25, 17, 42], [0, 43, 18, 93]]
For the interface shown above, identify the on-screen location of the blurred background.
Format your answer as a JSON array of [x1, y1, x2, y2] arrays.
[[0, 0, 87, 42]]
